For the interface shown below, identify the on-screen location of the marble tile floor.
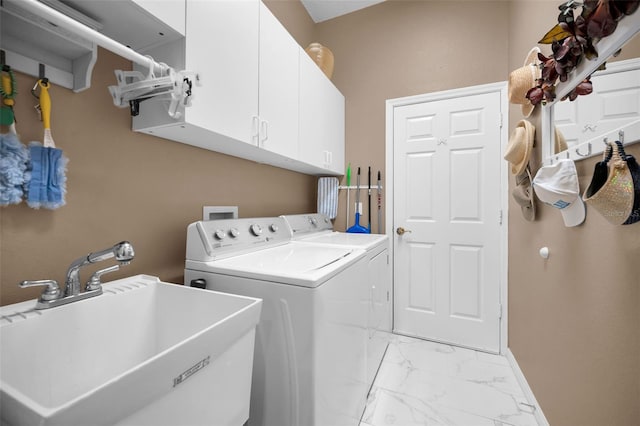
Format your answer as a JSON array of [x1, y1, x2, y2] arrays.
[[360, 335, 539, 426]]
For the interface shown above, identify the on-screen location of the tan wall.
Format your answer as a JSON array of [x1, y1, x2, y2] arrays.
[[0, 0, 317, 306], [507, 3, 640, 426]]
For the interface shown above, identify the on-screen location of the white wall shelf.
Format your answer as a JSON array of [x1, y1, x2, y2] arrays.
[[0, 0, 185, 92]]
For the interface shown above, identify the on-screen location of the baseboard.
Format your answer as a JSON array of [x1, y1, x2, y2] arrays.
[[505, 349, 550, 426]]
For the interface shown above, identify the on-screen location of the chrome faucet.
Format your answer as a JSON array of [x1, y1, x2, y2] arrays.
[[64, 241, 135, 296], [20, 241, 135, 309]]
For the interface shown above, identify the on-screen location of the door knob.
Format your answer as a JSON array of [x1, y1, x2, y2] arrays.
[[396, 227, 412, 235]]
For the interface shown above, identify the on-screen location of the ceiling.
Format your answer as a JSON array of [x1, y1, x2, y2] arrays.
[[300, 0, 387, 23]]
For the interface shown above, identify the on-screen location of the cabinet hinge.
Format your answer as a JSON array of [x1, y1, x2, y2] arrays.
[[387, 291, 390, 302], [499, 209, 503, 225]]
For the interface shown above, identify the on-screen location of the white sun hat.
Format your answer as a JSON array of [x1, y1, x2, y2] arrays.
[[533, 159, 586, 227]]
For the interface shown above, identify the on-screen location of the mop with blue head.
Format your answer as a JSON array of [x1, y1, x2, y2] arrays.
[[26, 79, 68, 209], [0, 124, 29, 205], [0, 67, 29, 206]]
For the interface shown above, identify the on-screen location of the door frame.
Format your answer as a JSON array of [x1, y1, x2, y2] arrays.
[[385, 82, 510, 354]]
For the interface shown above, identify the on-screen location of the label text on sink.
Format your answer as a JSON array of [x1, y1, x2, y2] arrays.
[[173, 355, 211, 387]]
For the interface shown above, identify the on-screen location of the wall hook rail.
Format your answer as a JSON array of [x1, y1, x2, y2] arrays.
[[575, 142, 592, 157]]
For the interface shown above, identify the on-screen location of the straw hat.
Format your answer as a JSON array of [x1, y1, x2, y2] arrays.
[[512, 167, 536, 222], [504, 119, 535, 175], [508, 47, 541, 117], [554, 127, 568, 153]]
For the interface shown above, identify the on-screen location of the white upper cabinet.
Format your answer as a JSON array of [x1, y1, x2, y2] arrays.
[[132, 0, 344, 176], [132, 0, 186, 35], [299, 52, 345, 174], [258, 2, 300, 159], [184, 0, 260, 145]]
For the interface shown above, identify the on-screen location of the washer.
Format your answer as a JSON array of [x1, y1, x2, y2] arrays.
[[281, 213, 392, 389], [184, 217, 369, 426]]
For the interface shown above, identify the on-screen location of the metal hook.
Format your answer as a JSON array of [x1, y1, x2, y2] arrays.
[[31, 80, 40, 100], [576, 142, 592, 157]]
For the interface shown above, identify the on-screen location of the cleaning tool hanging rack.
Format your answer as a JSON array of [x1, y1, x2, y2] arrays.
[[338, 185, 383, 190], [2, 0, 198, 117]]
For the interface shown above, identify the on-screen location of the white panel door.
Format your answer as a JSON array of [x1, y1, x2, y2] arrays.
[[393, 91, 502, 353]]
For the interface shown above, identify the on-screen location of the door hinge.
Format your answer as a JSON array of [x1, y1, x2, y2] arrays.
[[387, 291, 390, 302], [498, 112, 503, 128], [498, 303, 503, 319], [499, 209, 503, 225]]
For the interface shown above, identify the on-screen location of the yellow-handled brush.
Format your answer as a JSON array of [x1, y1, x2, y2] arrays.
[[38, 79, 56, 148]]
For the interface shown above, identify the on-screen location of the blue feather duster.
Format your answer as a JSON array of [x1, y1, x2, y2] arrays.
[[0, 130, 28, 206]]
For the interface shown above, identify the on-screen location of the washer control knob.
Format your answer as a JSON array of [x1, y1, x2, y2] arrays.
[[229, 228, 240, 238], [214, 230, 226, 240], [269, 224, 279, 232], [310, 217, 318, 226], [250, 224, 263, 236]]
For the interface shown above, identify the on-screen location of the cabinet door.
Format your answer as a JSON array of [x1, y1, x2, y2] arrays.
[[258, 3, 299, 158], [299, 52, 345, 173], [185, 0, 259, 145]]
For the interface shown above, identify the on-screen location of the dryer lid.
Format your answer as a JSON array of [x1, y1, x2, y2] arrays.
[[297, 232, 388, 251]]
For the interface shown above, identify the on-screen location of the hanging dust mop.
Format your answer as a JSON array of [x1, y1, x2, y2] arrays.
[[26, 79, 68, 209], [0, 67, 29, 206], [346, 167, 370, 233]]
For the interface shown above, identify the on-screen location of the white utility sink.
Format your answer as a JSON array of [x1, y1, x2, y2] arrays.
[[0, 275, 262, 426]]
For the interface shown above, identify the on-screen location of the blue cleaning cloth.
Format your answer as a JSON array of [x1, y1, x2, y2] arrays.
[[26, 142, 68, 209], [0, 132, 29, 205]]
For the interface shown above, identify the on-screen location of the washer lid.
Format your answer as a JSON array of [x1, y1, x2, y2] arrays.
[[186, 243, 366, 288]]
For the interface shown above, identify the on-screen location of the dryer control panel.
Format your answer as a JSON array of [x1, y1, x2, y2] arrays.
[[186, 217, 291, 261], [280, 213, 333, 238]]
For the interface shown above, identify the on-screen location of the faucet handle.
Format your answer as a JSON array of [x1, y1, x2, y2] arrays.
[[86, 265, 120, 291], [19, 280, 61, 301]]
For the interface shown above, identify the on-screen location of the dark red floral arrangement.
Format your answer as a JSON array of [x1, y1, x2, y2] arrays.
[[526, 0, 639, 105]]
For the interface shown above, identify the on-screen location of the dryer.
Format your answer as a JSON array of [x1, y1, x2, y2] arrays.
[[280, 213, 391, 390], [184, 217, 369, 426]]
